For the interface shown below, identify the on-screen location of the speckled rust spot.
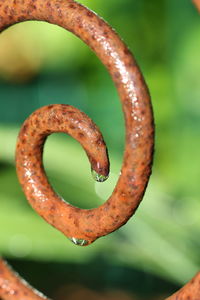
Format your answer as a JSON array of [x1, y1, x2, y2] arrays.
[[87, 11, 93, 18], [69, 124, 75, 130], [78, 132, 85, 138], [69, 4, 75, 9]]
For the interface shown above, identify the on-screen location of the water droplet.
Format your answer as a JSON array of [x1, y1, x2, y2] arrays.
[[91, 169, 109, 182], [69, 237, 89, 246]]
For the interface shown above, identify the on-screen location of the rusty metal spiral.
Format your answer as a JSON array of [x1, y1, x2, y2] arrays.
[[0, 0, 199, 299], [0, 0, 154, 245]]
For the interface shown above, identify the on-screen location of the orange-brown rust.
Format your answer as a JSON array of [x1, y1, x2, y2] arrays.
[[0, 259, 49, 300], [15, 96, 153, 244], [166, 272, 200, 300], [193, 0, 200, 12], [16, 104, 110, 244], [0, 1, 199, 300], [0, 0, 154, 244], [0, 0, 154, 299]]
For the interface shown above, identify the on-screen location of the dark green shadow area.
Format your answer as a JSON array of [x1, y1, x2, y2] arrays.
[[8, 258, 180, 300]]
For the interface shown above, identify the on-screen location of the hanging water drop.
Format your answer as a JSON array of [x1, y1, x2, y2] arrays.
[[91, 169, 109, 182], [68, 237, 89, 246]]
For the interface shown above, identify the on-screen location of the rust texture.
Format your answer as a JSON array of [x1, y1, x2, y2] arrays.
[[0, 0, 197, 300], [0, 0, 154, 298], [0, 259, 49, 300], [193, 0, 200, 12], [0, 0, 154, 244], [16, 103, 110, 242]]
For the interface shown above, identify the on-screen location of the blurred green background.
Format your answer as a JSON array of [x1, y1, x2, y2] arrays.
[[0, 0, 200, 299]]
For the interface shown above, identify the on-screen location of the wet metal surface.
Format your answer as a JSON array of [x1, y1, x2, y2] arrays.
[[0, 0, 157, 299]]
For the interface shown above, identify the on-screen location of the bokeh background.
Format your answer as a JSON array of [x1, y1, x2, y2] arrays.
[[0, 0, 200, 299]]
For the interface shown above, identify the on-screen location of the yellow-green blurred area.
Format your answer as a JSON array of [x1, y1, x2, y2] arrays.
[[0, 0, 200, 299]]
